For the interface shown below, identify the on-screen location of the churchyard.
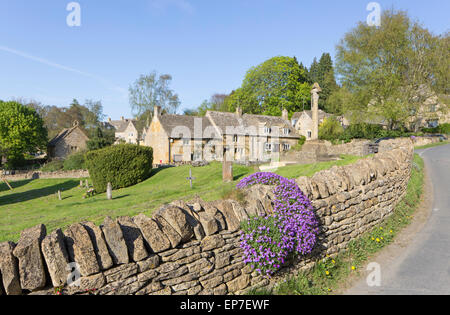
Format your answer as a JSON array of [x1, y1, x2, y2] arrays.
[[0, 155, 361, 243]]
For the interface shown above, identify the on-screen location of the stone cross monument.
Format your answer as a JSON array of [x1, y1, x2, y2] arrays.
[[311, 82, 322, 141]]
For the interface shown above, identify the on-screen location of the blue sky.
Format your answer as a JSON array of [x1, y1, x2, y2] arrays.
[[0, 0, 448, 120]]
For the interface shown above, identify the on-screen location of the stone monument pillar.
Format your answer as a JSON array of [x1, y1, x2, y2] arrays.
[[311, 82, 322, 141]]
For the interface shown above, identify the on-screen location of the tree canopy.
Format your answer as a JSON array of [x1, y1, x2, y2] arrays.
[[224, 56, 311, 116], [0, 101, 48, 167], [336, 9, 449, 129], [129, 72, 181, 120]]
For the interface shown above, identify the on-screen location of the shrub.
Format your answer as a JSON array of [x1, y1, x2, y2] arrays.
[[422, 123, 450, 135], [85, 144, 153, 193], [291, 136, 306, 151], [237, 173, 319, 277], [63, 151, 86, 171], [319, 117, 344, 141], [41, 160, 64, 172]]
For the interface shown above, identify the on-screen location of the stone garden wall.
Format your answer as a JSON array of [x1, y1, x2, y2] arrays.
[[0, 139, 414, 296], [3, 170, 89, 181]]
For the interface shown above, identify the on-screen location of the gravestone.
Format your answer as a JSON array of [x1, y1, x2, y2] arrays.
[[186, 169, 196, 189], [106, 183, 113, 200], [222, 160, 233, 182]]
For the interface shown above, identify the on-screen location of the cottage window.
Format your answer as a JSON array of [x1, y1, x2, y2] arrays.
[[283, 128, 290, 135], [183, 139, 190, 146], [233, 135, 238, 143], [265, 143, 272, 151], [264, 127, 272, 134], [283, 143, 291, 151], [307, 131, 312, 139]]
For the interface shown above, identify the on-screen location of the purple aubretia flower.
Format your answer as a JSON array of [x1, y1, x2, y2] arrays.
[[238, 173, 319, 277]]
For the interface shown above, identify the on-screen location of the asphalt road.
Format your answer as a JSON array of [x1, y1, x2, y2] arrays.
[[345, 144, 450, 295]]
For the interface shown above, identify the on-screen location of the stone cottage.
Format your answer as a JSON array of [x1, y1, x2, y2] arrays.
[[107, 117, 140, 144], [291, 110, 333, 140], [47, 122, 89, 159], [142, 107, 217, 164], [143, 106, 301, 164]]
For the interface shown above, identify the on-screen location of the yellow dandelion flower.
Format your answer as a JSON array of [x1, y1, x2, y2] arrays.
[[376, 238, 381, 243], [351, 266, 356, 271], [325, 271, 330, 276], [332, 260, 336, 264]]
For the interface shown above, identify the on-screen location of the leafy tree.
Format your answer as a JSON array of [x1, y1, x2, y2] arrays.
[[318, 117, 344, 141], [86, 127, 114, 151], [190, 93, 230, 116], [0, 101, 48, 168], [325, 86, 353, 115], [24, 99, 105, 139], [308, 57, 320, 84], [336, 10, 448, 130], [226, 56, 311, 116], [129, 72, 181, 122]]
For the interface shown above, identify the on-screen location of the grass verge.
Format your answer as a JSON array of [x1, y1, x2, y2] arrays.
[[414, 140, 449, 150], [249, 153, 425, 295]]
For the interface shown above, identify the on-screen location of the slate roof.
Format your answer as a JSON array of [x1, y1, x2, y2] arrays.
[[159, 114, 215, 139], [109, 119, 134, 133], [291, 110, 332, 121], [206, 111, 300, 138], [48, 125, 88, 147]]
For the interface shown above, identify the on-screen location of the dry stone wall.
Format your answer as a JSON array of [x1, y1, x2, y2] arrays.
[[3, 170, 89, 181], [0, 140, 414, 295]]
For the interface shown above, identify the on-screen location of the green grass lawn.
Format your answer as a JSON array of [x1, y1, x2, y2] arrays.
[[0, 156, 362, 243]]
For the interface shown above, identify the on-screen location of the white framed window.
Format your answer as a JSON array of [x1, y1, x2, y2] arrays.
[[283, 143, 291, 151], [307, 131, 312, 139], [264, 127, 272, 134], [283, 128, 290, 135], [265, 143, 272, 151]]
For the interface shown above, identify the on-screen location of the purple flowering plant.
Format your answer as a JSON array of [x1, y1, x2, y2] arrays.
[[237, 172, 319, 277]]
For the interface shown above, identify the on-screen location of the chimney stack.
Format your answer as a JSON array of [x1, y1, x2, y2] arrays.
[[121, 116, 125, 121], [282, 108, 289, 121], [236, 106, 243, 118], [154, 106, 161, 118]]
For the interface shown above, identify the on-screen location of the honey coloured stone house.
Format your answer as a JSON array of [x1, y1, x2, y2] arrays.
[[291, 110, 334, 141], [142, 107, 301, 164], [143, 107, 218, 164], [107, 117, 140, 145], [47, 122, 89, 160]]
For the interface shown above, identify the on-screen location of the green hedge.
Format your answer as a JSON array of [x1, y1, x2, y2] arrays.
[[85, 144, 153, 193]]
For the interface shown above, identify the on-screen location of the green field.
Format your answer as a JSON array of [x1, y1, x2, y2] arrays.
[[0, 156, 362, 243]]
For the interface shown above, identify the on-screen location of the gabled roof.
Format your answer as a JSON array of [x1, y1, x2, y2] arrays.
[[206, 111, 300, 138], [48, 124, 89, 147], [291, 110, 332, 121], [109, 119, 135, 133], [159, 114, 215, 139]]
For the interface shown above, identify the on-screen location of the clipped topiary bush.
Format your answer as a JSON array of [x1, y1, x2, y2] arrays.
[[85, 144, 153, 193]]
